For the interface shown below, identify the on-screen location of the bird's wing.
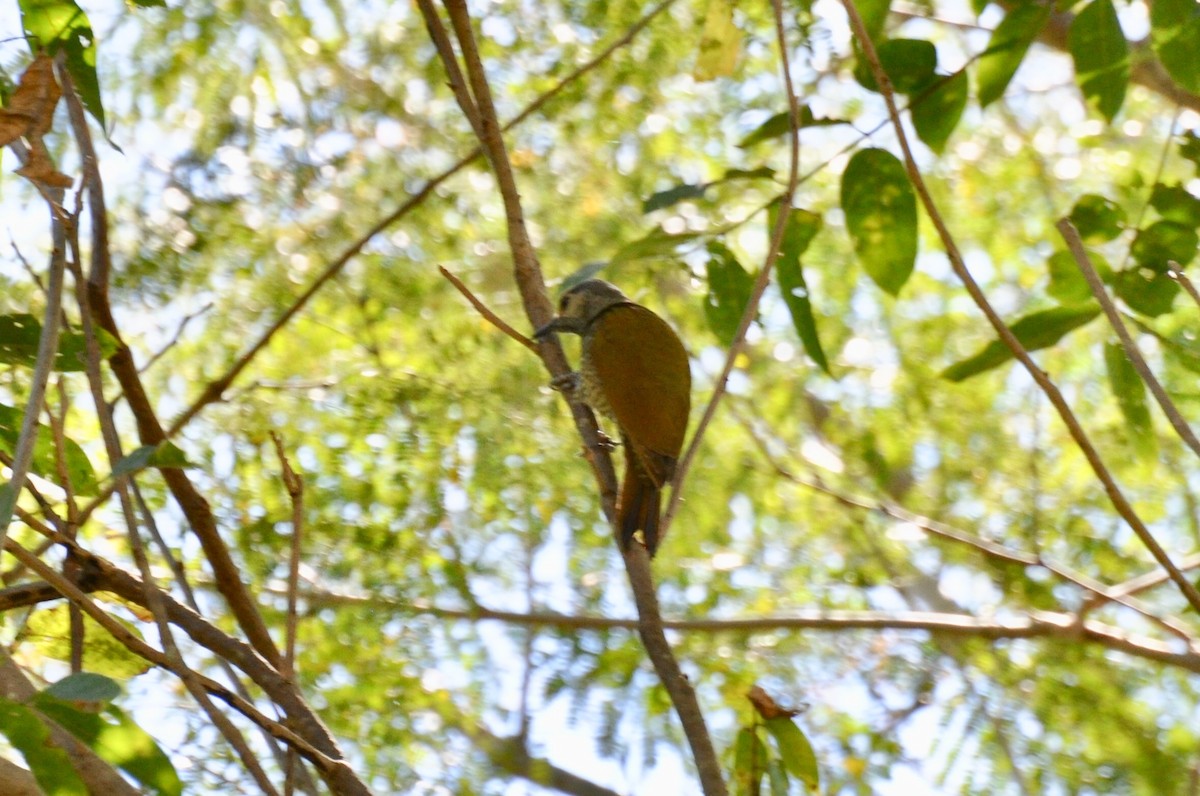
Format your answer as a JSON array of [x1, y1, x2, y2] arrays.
[[589, 305, 691, 471]]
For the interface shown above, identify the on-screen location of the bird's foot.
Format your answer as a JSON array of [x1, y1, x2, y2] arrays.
[[594, 429, 618, 451], [549, 371, 581, 396]]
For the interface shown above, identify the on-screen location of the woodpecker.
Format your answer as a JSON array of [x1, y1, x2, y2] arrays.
[[535, 279, 691, 556]]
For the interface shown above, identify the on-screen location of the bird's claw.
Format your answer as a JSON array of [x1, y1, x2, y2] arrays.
[[550, 371, 581, 396], [595, 430, 617, 451]]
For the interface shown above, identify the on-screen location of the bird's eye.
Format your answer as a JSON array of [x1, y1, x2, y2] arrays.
[[559, 295, 571, 312]]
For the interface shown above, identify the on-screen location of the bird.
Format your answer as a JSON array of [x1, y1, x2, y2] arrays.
[[534, 279, 691, 556]]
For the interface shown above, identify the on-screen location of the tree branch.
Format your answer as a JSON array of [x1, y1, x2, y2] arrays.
[[662, 0, 803, 544], [1058, 219, 1200, 459], [59, 67, 283, 669]]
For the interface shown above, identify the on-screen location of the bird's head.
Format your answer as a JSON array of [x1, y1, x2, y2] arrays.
[[534, 279, 630, 338]]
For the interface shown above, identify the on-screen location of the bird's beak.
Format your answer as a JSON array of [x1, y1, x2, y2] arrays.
[[534, 316, 580, 339]]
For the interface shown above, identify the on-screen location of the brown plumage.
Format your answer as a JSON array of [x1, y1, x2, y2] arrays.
[[535, 279, 691, 556]]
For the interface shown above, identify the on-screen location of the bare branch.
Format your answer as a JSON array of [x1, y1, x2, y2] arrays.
[[422, 0, 725, 790], [1168, 262, 1200, 310], [731, 406, 1200, 643], [1058, 219, 1200, 459], [0, 175, 66, 553], [270, 432, 305, 681], [253, 585, 1200, 675], [663, 0, 804, 545], [439, 265, 536, 350]]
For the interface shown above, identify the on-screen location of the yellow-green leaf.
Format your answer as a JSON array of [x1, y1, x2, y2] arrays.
[[841, 148, 917, 296], [694, 0, 740, 81]]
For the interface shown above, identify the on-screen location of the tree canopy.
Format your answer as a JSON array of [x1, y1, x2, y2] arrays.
[[2, 0, 1200, 793]]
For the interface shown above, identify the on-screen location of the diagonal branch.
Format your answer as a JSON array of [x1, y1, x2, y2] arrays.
[[1059, 219, 1200, 459], [60, 62, 283, 669], [842, 0, 1200, 615], [661, 0, 803, 544], [730, 406, 1199, 643]]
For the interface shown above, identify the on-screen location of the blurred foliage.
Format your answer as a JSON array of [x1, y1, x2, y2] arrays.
[[2, 0, 1200, 792]]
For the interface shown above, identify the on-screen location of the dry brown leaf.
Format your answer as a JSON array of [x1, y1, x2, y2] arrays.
[[0, 54, 61, 146], [1, 55, 72, 189], [15, 139, 73, 189], [747, 684, 801, 720]]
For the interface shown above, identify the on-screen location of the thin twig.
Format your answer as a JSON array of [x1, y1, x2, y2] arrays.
[[270, 432, 305, 680], [1168, 262, 1200, 309], [1059, 219, 1200, 459], [842, 0, 1200, 615], [730, 405, 1199, 643], [439, 265, 536, 350], [1106, 552, 1200, 600], [0, 182, 67, 552], [138, 301, 215, 374], [661, 0, 804, 543], [248, 583, 1200, 674]]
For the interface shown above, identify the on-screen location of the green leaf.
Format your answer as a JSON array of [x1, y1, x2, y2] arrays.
[[1069, 0, 1129, 122], [854, 39, 938, 94], [737, 107, 849, 148], [560, 262, 608, 291], [129, 0, 166, 6], [44, 672, 121, 705], [1150, 0, 1200, 94], [1130, 316, 1200, 374], [855, 0, 892, 42], [0, 403, 98, 495], [841, 148, 918, 296], [941, 303, 1102, 381], [733, 726, 768, 796], [1130, 221, 1198, 273], [642, 168, 775, 213], [110, 441, 191, 478], [1047, 248, 1112, 305], [771, 204, 829, 374], [0, 696, 88, 796], [19, 0, 106, 132], [21, 604, 152, 679], [912, 70, 969, 154], [1069, 194, 1126, 242], [1104, 341, 1154, 458], [34, 696, 183, 796], [643, 183, 709, 213], [1149, 183, 1200, 228], [1114, 268, 1180, 316], [976, 3, 1051, 108], [0, 313, 119, 372], [694, 0, 740, 81], [610, 229, 703, 263], [767, 758, 790, 796], [765, 717, 819, 792], [1180, 130, 1200, 171], [703, 241, 755, 344]]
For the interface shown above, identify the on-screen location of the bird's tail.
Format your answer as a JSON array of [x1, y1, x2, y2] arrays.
[[618, 444, 662, 556]]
